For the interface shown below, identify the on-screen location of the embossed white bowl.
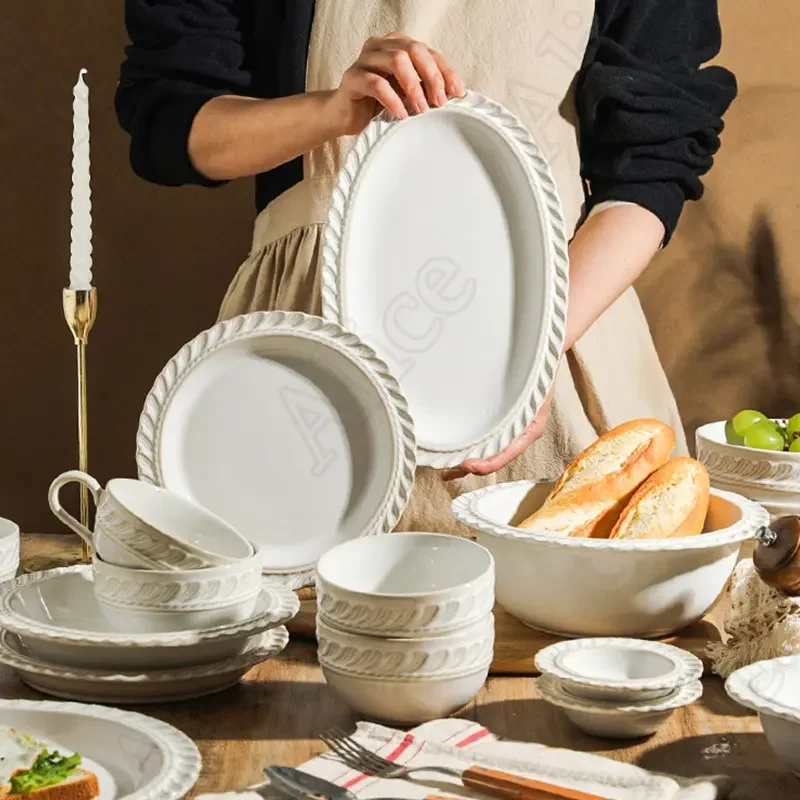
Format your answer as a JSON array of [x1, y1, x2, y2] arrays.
[[0, 518, 20, 578], [452, 480, 768, 638], [696, 420, 800, 520], [92, 551, 263, 633], [535, 638, 703, 702], [538, 675, 703, 740], [315, 532, 494, 638], [725, 655, 800, 777]]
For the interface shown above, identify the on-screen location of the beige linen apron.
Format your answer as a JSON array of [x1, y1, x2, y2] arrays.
[[218, 0, 689, 535]]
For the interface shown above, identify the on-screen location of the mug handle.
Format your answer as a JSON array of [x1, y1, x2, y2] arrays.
[[47, 470, 103, 547]]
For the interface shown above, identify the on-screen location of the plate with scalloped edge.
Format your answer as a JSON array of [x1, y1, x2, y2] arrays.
[[136, 311, 416, 589], [0, 699, 200, 799], [322, 90, 568, 468]]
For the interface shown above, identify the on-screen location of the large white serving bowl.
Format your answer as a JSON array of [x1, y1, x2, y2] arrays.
[[0, 517, 20, 578], [696, 420, 800, 520], [315, 532, 494, 638], [726, 655, 800, 777], [92, 550, 263, 633], [451, 480, 768, 638]]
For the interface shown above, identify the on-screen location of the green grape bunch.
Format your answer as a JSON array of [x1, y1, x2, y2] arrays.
[[725, 410, 800, 453]]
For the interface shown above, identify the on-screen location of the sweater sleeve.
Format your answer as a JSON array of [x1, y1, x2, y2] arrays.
[[115, 0, 253, 187], [577, 0, 737, 243]]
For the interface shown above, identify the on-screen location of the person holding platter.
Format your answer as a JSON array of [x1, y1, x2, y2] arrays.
[[115, 0, 736, 533]]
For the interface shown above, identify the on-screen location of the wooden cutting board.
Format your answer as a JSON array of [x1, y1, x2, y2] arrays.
[[289, 588, 728, 675]]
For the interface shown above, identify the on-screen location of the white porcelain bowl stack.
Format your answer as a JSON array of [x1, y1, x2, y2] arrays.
[[0, 518, 20, 583], [314, 532, 496, 724], [452, 479, 768, 638], [535, 638, 704, 739], [696, 420, 800, 520]]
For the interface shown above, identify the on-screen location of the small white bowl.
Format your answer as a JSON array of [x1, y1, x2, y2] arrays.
[[538, 675, 703, 739], [535, 638, 703, 702], [452, 480, 767, 638], [322, 664, 490, 725], [725, 655, 800, 777], [315, 532, 494, 638], [696, 421, 800, 520], [0, 518, 20, 573], [92, 551, 263, 633]]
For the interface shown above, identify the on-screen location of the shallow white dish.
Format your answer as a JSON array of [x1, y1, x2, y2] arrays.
[[0, 627, 288, 705], [534, 638, 703, 702], [538, 675, 703, 740], [452, 480, 767, 637], [696, 420, 800, 519], [137, 311, 416, 588], [0, 698, 200, 799], [316, 532, 494, 637], [322, 91, 567, 468], [0, 566, 298, 669], [725, 655, 800, 776], [92, 552, 262, 633]]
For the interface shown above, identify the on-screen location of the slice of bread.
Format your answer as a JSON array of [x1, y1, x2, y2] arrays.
[[2, 768, 99, 799], [518, 419, 675, 538], [609, 457, 710, 540]]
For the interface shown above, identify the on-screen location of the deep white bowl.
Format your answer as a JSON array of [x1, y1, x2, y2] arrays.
[[92, 551, 263, 633], [539, 675, 703, 739], [696, 420, 800, 520], [452, 480, 767, 638], [726, 655, 800, 777], [0, 518, 20, 576], [315, 532, 494, 637]]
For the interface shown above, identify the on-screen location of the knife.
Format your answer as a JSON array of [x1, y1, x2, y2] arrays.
[[264, 765, 462, 800]]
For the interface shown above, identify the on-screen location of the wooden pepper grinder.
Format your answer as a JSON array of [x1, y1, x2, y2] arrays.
[[753, 515, 800, 595]]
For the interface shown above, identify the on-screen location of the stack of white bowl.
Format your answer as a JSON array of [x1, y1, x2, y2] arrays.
[[0, 519, 20, 583], [535, 638, 704, 739], [314, 532, 496, 725]]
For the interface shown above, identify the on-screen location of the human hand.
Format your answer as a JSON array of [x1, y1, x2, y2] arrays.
[[325, 33, 465, 136], [442, 393, 553, 481]]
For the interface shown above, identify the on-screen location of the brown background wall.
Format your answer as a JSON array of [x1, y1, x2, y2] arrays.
[[1, 3, 797, 533]]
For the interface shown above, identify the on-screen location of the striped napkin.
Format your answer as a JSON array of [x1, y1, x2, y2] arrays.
[[197, 718, 732, 800]]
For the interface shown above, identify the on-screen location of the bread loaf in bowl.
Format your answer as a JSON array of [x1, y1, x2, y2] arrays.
[[518, 419, 675, 538], [609, 457, 710, 540]]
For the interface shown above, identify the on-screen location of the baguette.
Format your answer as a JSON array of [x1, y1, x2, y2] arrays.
[[609, 457, 710, 540], [518, 419, 675, 538], [2, 770, 99, 800]]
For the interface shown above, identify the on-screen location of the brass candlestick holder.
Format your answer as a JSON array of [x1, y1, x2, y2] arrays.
[[62, 287, 97, 563]]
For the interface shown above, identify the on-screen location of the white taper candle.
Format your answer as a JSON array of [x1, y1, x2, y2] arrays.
[[70, 69, 93, 290]]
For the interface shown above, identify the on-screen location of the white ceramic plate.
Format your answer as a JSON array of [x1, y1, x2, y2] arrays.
[[0, 566, 298, 669], [136, 311, 415, 588], [0, 698, 200, 799], [322, 91, 568, 467], [725, 655, 800, 725], [0, 627, 289, 704]]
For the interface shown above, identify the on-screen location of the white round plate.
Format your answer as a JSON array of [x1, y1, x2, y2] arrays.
[[322, 91, 568, 468], [136, 311, 416, 588], [0, 698, 200, 799], [0, 627, 289, 704], [0, 565, 298, 669]]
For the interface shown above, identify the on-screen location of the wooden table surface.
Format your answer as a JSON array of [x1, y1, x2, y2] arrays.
[[4, 536, 798, 798]]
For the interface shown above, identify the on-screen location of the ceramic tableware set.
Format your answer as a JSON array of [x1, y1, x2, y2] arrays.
[[314, 533, 496, 724], [0, 470, 299, 703], [534, 638, 704, 740]]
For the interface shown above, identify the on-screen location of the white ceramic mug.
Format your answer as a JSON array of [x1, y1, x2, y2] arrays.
[[48, 470, 254, 570]]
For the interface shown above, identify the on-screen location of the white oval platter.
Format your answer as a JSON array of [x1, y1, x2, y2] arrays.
[[0, 698, 200, 799], [322, 91, 568, 468], [0, 627, 288, 705], [0, 566, 297, 669], [136, 311, 416, 588]]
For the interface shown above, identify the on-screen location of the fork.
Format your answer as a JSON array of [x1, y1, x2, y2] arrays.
[[320, 729, 610, 800]]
